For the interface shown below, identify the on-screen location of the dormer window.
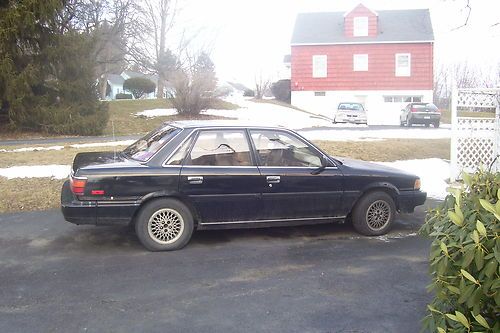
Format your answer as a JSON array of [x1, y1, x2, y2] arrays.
[[353, 17, 368, 36]]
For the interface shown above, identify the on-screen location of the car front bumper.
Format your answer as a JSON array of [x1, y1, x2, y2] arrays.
[[397, 190, 427, 213]]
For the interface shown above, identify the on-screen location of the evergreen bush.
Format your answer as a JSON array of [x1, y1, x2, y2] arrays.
[[420, 170, 500, 332]]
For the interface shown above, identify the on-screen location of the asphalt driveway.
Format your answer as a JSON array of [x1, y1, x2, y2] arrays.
[[0, 201, 437, 333]]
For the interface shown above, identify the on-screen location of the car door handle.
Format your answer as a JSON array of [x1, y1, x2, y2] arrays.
[[266, 176, 280, 184], [187, 176, 203, 185]]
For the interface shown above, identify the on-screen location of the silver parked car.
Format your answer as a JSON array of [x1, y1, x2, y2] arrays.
[[334, 102, 367, 124]]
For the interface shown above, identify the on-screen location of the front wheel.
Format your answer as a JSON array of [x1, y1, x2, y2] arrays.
[[135, 198, 194, 251], [352, 192, 396, 236]]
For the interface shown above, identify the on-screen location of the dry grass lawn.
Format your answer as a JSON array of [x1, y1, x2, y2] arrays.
[[314, 139, 450, 162], [0, 178, 65, 213]]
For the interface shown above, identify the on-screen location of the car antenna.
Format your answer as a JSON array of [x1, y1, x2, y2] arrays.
[[112, 120, 116, 160]]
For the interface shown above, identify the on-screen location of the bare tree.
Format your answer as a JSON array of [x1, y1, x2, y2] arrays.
[[254, 73, 271, 100], [171, 51, 217, 115], [129, 0, 181, 98]]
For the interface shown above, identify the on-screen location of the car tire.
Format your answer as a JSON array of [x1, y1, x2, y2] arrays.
[[407, 118, 412, 127], [399, 119, 405, 127], [352, 191, 396, 236], [434, 121, 440, 128], [425, 123, 430, 127], [135, 198, 194, 251]]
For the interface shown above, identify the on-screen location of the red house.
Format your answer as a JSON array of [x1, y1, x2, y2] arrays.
[[290, 4, 434, 125]]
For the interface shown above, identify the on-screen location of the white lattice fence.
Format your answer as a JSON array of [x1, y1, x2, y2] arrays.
[[450, 87, 500, 180]]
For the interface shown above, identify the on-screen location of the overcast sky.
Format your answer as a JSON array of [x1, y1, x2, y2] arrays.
[[177, 0, 500, 86]]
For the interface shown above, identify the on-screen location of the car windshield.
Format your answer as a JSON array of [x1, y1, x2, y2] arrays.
[[338, 103, 364, 111], [123, 124, 181, 162]]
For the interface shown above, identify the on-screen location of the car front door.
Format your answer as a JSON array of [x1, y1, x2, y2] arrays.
[[250, 129, 344, 221], [178, 129, 262, 224]]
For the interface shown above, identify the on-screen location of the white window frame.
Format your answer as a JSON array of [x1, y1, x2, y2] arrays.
[[353, 54, 368, 71], [312, 55, 327, 78], [395, 53, 411, 77], [353, 17, 368, 37]]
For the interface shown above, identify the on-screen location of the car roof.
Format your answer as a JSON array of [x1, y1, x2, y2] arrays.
[[168, 120, 287, 130]]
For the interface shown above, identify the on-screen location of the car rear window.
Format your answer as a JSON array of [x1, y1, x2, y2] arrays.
[[123, 125, 181, 162], [413, 104, 438, 111], [338, 103, 364, 111]]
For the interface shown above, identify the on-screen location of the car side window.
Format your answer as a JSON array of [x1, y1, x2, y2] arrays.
[[165, 136, 194, 165], [250, 130, 322, 167], [185, 130, 252, 166]]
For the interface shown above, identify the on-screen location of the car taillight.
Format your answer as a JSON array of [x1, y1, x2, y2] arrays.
[[70, 176, 87, 195], [411, 107, 417, 112], [414, 178, 421, 190]]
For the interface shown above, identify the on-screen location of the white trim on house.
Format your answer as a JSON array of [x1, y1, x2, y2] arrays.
[[343, 4, 378, 17], [291, 40, 434, 46], [291, 89, 433, 125]]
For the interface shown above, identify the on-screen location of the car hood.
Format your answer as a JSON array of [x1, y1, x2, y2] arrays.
[[333, 157, 416, 178]]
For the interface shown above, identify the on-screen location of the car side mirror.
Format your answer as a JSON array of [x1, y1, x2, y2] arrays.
[[311, 155, 329, 175]]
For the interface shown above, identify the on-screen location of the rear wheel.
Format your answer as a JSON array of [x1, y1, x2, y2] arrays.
[[135, 198, 194, 251], [407, 118, 413, 127], [352, 191, 396, 236], [434, 121, 440, 128], [425, 123, 430, 128]]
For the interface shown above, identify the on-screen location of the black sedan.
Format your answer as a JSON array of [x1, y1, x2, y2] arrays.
[[61, 121, 426, 251]]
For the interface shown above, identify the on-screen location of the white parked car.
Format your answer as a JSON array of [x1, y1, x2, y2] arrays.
[[334, 102, 367, 124]]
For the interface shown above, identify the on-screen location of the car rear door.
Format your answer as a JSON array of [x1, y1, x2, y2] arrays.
[[179, 129, 262, 224], [250, 129, 345, 221]]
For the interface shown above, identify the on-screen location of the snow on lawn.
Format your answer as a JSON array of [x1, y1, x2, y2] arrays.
[[0, 165, 71, 179], [375, 158, 450, 200], [0, 140, 135, 153], [136, 97, 451, 141], [136, 97, 335, 129]]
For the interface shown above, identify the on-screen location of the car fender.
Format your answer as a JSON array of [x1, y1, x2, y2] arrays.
[[350, 182, 401, 211], [136, 190, 202, 225]]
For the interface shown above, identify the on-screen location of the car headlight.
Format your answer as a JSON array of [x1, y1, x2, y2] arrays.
[[414, 178, 421, 190]]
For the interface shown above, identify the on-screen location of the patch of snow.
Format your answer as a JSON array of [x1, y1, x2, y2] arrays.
[[374, 158, 450, 200], [136, 98, 451, 141], [71, 140, 135, 148], [0, 146, 65, 153], [0, 165, 71, 179], [0, 140, 135, 153], [135, 108, 177, 118]]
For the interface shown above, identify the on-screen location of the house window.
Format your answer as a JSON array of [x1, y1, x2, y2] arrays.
[[314, 91, 326, 96], [312, 55, 327, 78], [353, 54, 368, 71], [383, 95, 423, 103], [353, 17, 368, 37], [395, 53, 411, 77]]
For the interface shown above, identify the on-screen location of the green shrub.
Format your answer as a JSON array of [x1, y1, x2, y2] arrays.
[[420, 170, 500, 333], [123, 77, 156, 99], [116, 93, 133, 100], [243, 89, 254, 97]]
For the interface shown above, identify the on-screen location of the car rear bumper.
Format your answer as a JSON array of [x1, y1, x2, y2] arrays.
[[397, 190, 427, 213], [335, 115, 367, 124], [410, 113, 440, 123], [61, 180, 137, 226]]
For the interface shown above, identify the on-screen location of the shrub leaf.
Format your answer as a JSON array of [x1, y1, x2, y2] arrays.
[[460, 269, 478, 284], [472, 312, 490, 329], [476, 220, 487, 237], [448, 211, 463, 226]]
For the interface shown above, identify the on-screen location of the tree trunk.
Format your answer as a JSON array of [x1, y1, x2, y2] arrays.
[[99, 75, 108, 100]]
